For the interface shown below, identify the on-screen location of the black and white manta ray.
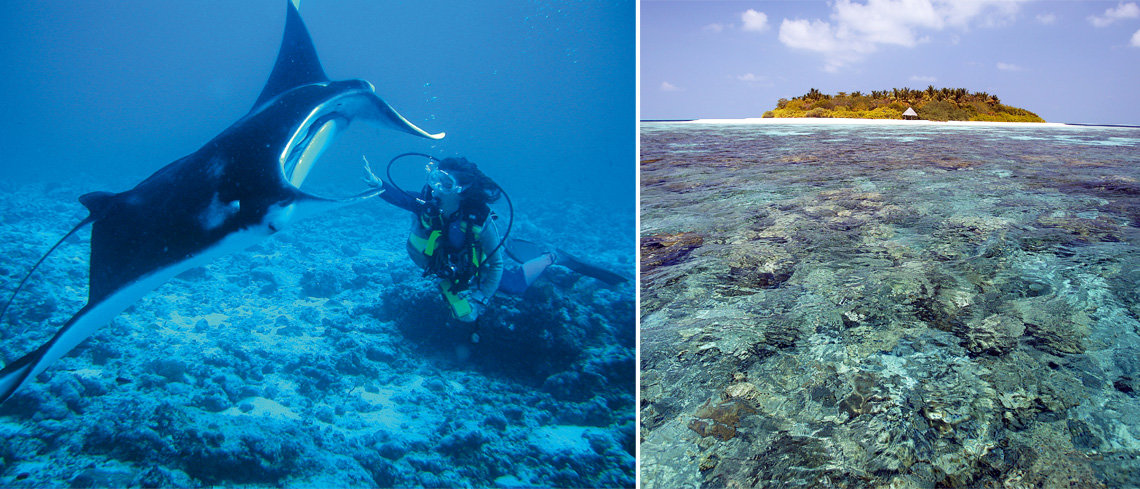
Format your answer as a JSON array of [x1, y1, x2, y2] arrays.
[[0, 0, 443, 403]]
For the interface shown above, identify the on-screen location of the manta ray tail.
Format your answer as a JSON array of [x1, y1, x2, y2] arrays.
[[0, 216, 96, 327], [0, 219, 94, 403], [0, 191, 114, 325], [0, 302, 104, 403], [0, 330, 55, 402], [0, 191, 118, 402]]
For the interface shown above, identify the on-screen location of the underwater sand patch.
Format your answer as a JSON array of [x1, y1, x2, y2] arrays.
[[527, 425, 595, 455], [222, 397, 299, 421]]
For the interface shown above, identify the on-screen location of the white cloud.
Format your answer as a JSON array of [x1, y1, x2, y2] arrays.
[[660, 81, 682, 92], [910, 75, 937, 83], [703, 23, 726, 33], [1036, 13, 1056, 25], [831, 0, 942, 47], [776, 0, 1028, 71], [742, 9, 770, 32], [778, 19, 841, 53], [1132, 28, 1140, 46], [778, 18, 873, 72], [735, 73, 774, 87], [1089, 2, 1140, 27], [996, 62, 1023, 71]]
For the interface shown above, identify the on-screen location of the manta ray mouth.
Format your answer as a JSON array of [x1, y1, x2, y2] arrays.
[[284, 113, 345, 189], [279, 86, 374, 199]]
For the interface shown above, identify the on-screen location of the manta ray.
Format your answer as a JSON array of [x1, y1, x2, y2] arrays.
[[0, 0, 443, 404]]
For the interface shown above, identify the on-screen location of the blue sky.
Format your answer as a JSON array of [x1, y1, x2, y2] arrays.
[[642, 0, 1140, 124]]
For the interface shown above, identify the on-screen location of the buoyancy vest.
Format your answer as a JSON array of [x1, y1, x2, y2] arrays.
[[409, 204, 490, 317]]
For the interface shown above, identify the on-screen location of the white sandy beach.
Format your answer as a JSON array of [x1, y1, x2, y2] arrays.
[[672, 117, 1072, 128]]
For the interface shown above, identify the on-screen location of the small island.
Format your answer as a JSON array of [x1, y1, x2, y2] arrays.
[[763, 87, 1045, 123]]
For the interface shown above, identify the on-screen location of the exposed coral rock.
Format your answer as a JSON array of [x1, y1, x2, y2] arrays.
[[932, 156, 981, 171], [961, 313, 1026, 355], [640, 232, 703, 273], [1012, 297, 1090, 356], [1035, 212, 1121, 243], [299, 268, 343, 298], [723, 382, 758, 401], [722, 242, 795, 293], [748, 434, 845, 486], [688, 399, 756, 441]]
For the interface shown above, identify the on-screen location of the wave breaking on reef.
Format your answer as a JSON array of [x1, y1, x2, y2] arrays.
[[678, 117, 1072, 128]]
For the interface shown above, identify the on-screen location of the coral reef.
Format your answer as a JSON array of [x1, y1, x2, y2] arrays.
[[0, 180, 634, 488], [641, 232, 704, 273], [641, 123, 1140, 488]]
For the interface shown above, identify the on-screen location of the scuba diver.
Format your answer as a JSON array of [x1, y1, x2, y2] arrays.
[[364, 155, 628, 327]]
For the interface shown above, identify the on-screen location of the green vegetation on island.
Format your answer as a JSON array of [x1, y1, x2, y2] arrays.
[[762, 86, 1046, 122]]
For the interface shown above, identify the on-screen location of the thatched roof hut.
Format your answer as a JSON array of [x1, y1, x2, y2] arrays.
[[903, 107, 919, 120]]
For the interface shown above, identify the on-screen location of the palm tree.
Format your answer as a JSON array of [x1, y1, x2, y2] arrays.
[[952, 88, 967, 103]]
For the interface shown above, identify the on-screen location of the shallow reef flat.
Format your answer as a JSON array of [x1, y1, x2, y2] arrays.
[[640, 122, 1140, 488], [0, 177, 635, 488]]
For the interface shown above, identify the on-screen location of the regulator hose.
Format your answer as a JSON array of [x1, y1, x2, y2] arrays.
[[385, 152, 514, 262]]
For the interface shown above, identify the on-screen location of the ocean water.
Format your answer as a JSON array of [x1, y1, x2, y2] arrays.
[[641, 122, 1140, 488], [0, 2, 634, 488]]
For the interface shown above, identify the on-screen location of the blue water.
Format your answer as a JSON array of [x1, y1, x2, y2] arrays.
[[0, 2, 634, 487], [641, 122, 1140, 488], [0, 1, 634, 211]]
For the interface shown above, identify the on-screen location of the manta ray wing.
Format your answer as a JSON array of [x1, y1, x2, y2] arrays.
[[0, 0, 442, 404], [253, 0, 328, 111]]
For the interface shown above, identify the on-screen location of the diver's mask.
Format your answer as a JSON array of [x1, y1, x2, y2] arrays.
[[427, 166, 465, 196]]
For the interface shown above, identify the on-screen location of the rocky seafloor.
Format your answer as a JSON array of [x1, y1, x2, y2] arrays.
[[0, 176, 635, 488], [640, 123, 1140, 488]]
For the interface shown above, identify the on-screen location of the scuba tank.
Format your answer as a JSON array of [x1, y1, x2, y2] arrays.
[[386, 153, 513, 320], [385, 152, 513, 262]]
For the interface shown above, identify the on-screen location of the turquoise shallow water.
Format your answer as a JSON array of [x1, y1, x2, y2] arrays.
[[640, 122, 1140, 488]]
